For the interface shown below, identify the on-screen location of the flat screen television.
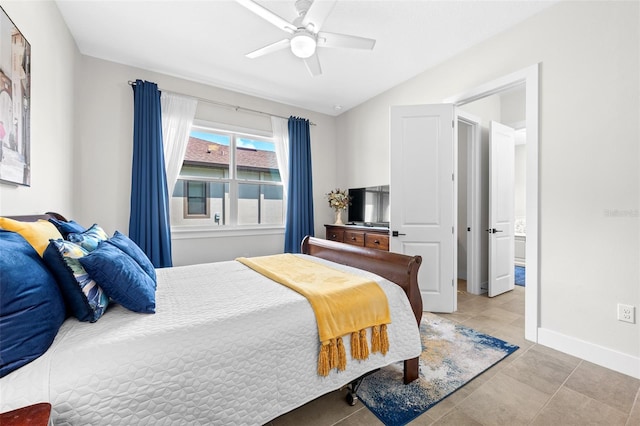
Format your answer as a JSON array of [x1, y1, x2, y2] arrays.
[[347, 185, 390, 227]]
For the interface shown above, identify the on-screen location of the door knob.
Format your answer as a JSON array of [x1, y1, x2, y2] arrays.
[[392, 231, 406, 237], [485, 228, 503, 234]]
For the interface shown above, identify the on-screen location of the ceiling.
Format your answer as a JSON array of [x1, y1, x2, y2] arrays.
[[55, 0, 556, 116]]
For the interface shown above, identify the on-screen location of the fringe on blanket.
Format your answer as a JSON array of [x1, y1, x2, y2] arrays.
[[317, 324, 389, 376]]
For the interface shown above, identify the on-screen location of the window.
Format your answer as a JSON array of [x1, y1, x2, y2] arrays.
[[184, 180, 209, 217], [171, 123, 284, 228]]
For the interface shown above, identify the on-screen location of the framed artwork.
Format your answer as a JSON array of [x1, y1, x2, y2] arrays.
[[0, 6, 30, 186]]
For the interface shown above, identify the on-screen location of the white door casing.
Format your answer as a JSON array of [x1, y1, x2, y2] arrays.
[[488, 121, 515, 297], [390, 104, 456, 313], [443, 64, 539, 341], [456, 111, 483, 296]]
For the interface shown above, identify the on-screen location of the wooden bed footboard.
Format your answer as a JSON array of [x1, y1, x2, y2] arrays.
[[301, 236, 422, 384]]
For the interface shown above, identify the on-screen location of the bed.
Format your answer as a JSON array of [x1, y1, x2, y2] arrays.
[[0, 213, 423, 425]]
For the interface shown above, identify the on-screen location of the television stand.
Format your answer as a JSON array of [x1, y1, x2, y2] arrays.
[[325, 224, 390, 251]]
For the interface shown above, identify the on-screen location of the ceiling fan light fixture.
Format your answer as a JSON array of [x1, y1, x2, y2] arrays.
[[290, 31, 316, 58]]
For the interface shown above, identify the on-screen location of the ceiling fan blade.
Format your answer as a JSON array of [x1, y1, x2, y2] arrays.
[[301, 0, 337, 32], [234, 0, 296, 34], [246, 39, 291, 59], [317, 31, 376, 50], [304, 54, 322, 76]]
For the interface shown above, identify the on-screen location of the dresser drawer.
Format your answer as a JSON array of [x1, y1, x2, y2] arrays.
[[343, 230, 365, 246], [365, 233, 389, 251], [326, 229, 344, 242], [324, 225, 390, 251]]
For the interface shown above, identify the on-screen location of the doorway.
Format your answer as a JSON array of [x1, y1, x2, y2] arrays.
[[445, 64, 539, 342], [457, 89, 524, 297]]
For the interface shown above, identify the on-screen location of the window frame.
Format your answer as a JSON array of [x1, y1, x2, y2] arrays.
[[183, 180, 211, 219], [173, 120, 285, 232]]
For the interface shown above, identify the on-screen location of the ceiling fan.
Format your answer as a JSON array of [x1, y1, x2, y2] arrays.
[[235, 0, 376, 76]]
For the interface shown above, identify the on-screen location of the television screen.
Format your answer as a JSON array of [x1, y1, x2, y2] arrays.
[[347, 185, 389, 227], [347, 188, 365, 223]]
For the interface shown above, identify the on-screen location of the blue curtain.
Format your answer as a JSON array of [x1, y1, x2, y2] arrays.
[[129, 80, 173, 268], [284, 116, 315, 253]]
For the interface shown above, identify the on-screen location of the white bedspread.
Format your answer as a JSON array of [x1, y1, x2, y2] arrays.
[[1, 255, 421, 425]]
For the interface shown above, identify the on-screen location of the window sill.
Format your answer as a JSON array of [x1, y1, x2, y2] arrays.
[[171, 225, 285, 240]]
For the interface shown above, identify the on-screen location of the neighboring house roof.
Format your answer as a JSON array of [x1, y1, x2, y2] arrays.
[[183, 137, 278, 170]]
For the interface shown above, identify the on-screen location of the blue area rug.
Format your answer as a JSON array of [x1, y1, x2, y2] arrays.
[[358, 313, 519, 426], [515, 266, 525, 286]]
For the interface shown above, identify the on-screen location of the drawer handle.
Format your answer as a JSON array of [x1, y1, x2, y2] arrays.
[[374, 240, 380, 244], [331, 234, 336, 238], [351, 236, 356, 240]]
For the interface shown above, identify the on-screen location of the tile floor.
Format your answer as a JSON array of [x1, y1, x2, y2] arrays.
[[268, 282, 640, 425]]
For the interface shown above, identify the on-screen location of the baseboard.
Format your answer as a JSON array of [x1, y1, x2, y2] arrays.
[[538, 328, 640, 379]]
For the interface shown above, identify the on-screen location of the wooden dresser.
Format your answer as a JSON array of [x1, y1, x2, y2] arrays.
[[324, 224, 390, 251]]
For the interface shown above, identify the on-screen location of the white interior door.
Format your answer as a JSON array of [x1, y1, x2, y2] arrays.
[[488, 121, 515, 297], [390, 104, 456, 313]]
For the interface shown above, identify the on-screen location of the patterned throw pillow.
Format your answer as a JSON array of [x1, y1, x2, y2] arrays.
[[42, 239, 109, 322], [67, 224, 109, 252]]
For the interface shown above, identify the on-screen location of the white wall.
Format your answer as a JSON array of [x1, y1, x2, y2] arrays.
[[501, 87, 526, 128], [0, 1, 78, 216], [502, 88, 527, 222], [0, 1, 339, 265], [514, 144, 526, 221], [5, 0, 638, 377], [73, 55, 338, 265], [336, 1, 640, 374]]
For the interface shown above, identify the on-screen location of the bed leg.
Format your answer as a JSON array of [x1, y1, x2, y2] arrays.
[[403, 357, 419, 384], [345, 386, 359, 406], [344, 369, 379, 406], [345, 358, 419, 406]]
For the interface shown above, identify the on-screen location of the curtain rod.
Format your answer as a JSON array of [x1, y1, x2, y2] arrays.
[[127, 80, 316, 126]]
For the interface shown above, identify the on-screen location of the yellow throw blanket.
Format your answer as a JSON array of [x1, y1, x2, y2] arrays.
[[236, 254, 391, 376]]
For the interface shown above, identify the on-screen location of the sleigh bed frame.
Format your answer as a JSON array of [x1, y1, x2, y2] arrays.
[[6, 213, 424, 383], [2, 213, 423, 423]]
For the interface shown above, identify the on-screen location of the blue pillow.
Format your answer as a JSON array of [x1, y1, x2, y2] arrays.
[[48, 217, 86, 238], [79, 242, 156, 314], [0, 230, 66, 377], [42, 239, 109, 322], [107, 231, 156, 284], [67, 224, 109, 252]]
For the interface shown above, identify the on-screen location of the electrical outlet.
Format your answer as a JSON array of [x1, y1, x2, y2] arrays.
[[617, 304, 636, 324]]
